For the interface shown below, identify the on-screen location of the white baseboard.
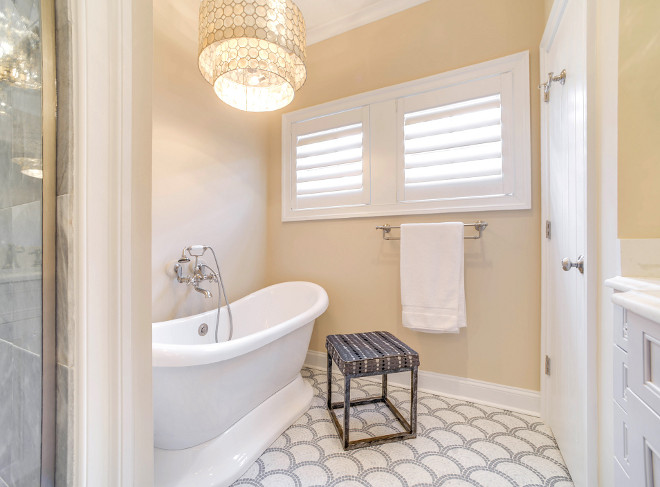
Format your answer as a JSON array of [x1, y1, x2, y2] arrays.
[[305, 350, 540, 417]]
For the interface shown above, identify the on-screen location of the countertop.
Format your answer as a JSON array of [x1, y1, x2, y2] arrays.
[[606, 276, 660, 323]]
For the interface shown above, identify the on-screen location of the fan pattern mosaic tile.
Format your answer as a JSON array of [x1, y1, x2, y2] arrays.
[[232, 367, 573, 487]]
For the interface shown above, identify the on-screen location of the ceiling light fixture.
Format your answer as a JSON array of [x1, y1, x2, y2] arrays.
[[198, 0, 307, 112]]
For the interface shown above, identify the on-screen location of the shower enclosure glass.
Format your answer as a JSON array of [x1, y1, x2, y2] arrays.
[[0, 0, 56, 485]]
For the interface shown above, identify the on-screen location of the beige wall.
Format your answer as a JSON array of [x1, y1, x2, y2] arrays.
[[266, 0, 546, 390], [152, 0, 270, 322], [130, 0, 154, 480], [618, 0, 660, 238], [544, 0, 554, 22]]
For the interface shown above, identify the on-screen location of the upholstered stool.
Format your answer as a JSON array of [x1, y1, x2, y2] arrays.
[[325, 331, 419, 450]]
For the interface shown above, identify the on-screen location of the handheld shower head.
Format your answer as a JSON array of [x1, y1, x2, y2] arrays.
[[178, 248, 190, 264], [187, 245, 208, 257]]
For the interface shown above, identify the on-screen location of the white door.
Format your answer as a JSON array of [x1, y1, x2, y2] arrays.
[[541, 1, 595, 486]]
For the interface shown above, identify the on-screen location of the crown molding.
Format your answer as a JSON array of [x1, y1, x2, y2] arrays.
[[306, 0, 432, 45]]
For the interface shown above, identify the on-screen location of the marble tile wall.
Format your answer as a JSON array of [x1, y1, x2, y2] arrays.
[[0, 87, 44, 486], [0, 340, 13, 483], [0, 0, 75, 485], [3, 0, 83, 483], [54, 0, 75, 485], [0, 273, 43, 487], [0, 339, 42, 487], [0, 203, 43, 487], [0, 85, 43, 212]]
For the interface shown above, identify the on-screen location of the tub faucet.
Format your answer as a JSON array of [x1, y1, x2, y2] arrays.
[[175, 246, 217, 298], [193, 285, 212, 299], [172, 245, 234, 342]]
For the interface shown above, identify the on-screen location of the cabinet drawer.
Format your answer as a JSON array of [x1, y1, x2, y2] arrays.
[[614, 304, 630, 352], [614, 345, 630, 410], [613, 400, 631, 474], [614, 457, 630, 487], [627, 391, 660, 487], [629, 312, 660, 416]]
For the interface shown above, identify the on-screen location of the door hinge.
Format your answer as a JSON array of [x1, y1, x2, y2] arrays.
[[545, 355, 551, 375], [545, 220, 551, 239]]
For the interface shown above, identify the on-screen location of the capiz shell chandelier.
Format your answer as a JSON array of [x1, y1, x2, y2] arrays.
[[198, 0, 307, 112]]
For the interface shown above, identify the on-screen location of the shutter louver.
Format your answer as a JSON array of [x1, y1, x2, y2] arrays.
[[293, 111, 369, 210], [402, 94, 505, 202]]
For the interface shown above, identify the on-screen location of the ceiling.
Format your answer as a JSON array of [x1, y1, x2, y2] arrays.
[[295, 0, 432, 45]]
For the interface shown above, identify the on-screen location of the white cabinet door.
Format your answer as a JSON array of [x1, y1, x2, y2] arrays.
[[628, 312, 660, 417], [627, 390, 660, 486]]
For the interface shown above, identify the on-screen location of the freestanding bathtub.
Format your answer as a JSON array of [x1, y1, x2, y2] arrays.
[[152, 281, 328, 487]]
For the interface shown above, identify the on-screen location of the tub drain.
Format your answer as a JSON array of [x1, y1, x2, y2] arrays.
[[198, 323, 208, 336]]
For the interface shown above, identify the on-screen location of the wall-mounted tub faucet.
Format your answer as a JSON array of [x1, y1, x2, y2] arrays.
[[173, 245, 234, 342], [175, 247, 217, 297]]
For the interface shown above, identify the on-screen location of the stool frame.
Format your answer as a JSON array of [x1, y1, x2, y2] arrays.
[[326, 352, 418, 450]]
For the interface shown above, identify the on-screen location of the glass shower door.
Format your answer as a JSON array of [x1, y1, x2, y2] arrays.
[[0, 0, 55, 485]]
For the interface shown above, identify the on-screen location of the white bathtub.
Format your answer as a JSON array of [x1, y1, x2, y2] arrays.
[[152, 281, 328, 487]]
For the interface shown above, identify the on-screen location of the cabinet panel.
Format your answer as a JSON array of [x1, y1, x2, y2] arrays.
[[614, 457, 630, 487], [629, 312, 660, 416], [614, 304, 630, 352], [628, 391, 660, 487], [613, 400, 630, 474], [614, 345, 630, 411]]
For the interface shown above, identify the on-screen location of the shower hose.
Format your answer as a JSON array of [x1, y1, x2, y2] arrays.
[[201, 246, 234, 343]]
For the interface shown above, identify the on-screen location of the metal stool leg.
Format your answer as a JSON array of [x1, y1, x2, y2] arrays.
[[343, 376, 351, 449], [327, 352, 332, 410], [410, 367, 418, 435]]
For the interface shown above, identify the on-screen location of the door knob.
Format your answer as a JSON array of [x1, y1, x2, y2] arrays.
[[561, 255, 584, 274]]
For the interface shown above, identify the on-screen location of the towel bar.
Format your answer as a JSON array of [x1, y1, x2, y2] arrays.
[[375, 221, 488, 241]]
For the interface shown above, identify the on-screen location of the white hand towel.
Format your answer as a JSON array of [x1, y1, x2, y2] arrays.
[[400, 223, 466, 333]]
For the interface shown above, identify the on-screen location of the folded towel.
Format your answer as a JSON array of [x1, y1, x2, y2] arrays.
[[400, 223, 466, 333]]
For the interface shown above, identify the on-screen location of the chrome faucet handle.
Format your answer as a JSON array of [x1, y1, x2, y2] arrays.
[[199, 263, 218, 282], [174, 262, 192, 284]]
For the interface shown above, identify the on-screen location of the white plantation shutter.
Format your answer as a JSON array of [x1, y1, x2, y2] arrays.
[[290, 107, 370, 211], [397, 75, 514, 203], [282, 52, 530, 221]]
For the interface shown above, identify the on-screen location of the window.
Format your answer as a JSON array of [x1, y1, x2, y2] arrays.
[[282, 52, 530, 221], [290, 107, 370, 211]]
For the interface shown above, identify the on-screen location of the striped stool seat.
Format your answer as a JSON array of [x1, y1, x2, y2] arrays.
[[325, 331, 419, 450], [326, 331, 420, 375]]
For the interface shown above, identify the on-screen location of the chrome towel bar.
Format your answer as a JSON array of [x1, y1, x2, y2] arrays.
[[376, 221, 488, 241]]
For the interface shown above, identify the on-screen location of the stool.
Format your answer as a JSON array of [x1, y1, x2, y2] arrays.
[[325, 331, 419, 450]]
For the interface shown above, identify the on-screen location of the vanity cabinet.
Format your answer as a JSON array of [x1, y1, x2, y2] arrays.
[[610, 282, 660, 487]]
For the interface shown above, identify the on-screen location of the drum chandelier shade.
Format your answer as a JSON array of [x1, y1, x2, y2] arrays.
[[198, 0, 307, 112]]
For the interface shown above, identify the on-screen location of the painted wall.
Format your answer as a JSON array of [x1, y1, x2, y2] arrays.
[[618, 0, 660, 238], [266, 0, 546, 391], [152, 0, 270, 322], [544, 0, 554, 22], [595, 1, 622, 485]]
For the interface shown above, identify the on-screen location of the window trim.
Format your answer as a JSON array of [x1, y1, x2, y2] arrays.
[[282, 51, 531, 222]]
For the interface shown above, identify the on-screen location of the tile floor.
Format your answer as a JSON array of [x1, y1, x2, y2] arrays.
[[233, 367, 573, 487]]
